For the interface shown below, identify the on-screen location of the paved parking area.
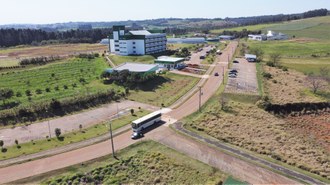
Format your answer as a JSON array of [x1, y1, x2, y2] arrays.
[[225, 58, 258, 94]]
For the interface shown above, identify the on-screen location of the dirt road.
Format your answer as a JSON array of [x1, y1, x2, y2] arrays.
[[0, 101, 158, 146]]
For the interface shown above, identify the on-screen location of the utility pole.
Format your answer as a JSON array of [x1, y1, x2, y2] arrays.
[[46, 110, 51, 138], [198, 86, 202, 112], [222, 66, 225, 84], [109, 122, 115, 158]]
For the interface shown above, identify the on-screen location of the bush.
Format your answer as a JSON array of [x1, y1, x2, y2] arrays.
[[55, 128, 61, 138], [36, 89, 43, 94], [262, 72, 272, 79], [266, 61, 276, 67], [25, 90, 32, 96]]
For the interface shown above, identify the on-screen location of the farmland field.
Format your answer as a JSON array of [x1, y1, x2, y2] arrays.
[[0, 44, 107, 67], [108, 55, 155, 66], [184, 95, 330, 181], [127, 73, 199, 107], [0, 57, 122, 110], [19, 141, 227, 184]]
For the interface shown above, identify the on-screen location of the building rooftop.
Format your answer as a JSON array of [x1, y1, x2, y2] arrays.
[[167, 37, 206, 44], [129, 30, 151, 36], [112, 62, 159, 73], [155, 56, 185, 63]]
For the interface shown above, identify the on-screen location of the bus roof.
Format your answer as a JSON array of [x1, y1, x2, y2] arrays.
[[132, 111, 162, 124]]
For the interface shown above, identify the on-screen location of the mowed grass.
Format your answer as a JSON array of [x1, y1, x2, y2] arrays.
[[281, 58, 330, 77], [22, 141, 226, 184], [128, 73, 199, 107], [0, 57, 122, 109], [0, 109, 149, 160], [0, 59, 19, 67], [108, 55, 155, 66], [248, 40, 330, 57]]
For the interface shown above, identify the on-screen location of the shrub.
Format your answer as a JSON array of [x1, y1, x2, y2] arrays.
[[266, 61, 276, 67], [16, 92, 22, 97], [45, 87, 51, 92], [25, 90, 32, 96], [36, 89, 43, 94], [54, 86, 59, 91], [55, 128, 61, 138], [63, 85, 68, 89], [262, 72, 272, 80]]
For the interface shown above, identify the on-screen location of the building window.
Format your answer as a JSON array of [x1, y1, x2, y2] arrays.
[[133, 46, 136, 49], [115, 49, 120, 51], [133, 42, 136, 44], [133, 51, 136, 53], [115, 45, 119, 47]]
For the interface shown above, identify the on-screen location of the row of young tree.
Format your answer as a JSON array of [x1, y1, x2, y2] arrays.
[[0, 89, 124, 125], [101, 70, 157, 87], [19, 56, 62, 66], [0, 28, 112, 47]]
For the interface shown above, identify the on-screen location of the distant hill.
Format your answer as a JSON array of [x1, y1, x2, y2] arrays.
[[0, 9, 328, 31]]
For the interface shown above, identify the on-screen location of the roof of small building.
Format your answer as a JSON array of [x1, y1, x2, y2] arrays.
[[129, 30, 151, 36], [155, 56, 185, 63], [111, 62, 159, 73], [245, 54, 257, 59]]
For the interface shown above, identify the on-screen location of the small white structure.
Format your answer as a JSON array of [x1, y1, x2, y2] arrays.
[[245, 54, 257, 62], [266, 31, 288, 40], [154, 56, 185, 69], [248, 34, 267, 41]]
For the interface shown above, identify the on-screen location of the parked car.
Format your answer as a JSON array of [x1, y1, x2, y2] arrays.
[[233, 60, 239, 63], [199, 55, 205, 59], [214, 72, 219, 76], [230, 69, 238, 73], [131, 132, 144, 139], [228, 74, 237, 78]]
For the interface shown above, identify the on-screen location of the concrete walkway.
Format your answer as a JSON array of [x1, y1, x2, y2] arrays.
[[105, 55, 116, 67]]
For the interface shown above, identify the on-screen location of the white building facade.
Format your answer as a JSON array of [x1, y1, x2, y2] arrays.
[[109, 26, 167, 56], [248, 34, 267, 41]]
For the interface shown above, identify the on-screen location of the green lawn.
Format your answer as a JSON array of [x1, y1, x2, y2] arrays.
[[128, 73, 199, 107], [0, 59, 19, 67], [108, 55, 155, 66], [0, 57, 123, 110], [22, 141, 226, 184], [280, 57, 330, 77], [0, 109, 149, 160], [224, 176, 247, 185]]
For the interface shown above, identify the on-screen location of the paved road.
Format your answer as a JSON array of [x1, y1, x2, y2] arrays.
[[0, 101, 159, 146], [168, 41, 237, 120]]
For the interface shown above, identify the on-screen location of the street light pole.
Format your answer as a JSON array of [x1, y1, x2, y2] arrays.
[[198, 86, 202, 112], [47, 120, 52, 139], [109, 122, 115, 158], [222, 66, 225, 84]]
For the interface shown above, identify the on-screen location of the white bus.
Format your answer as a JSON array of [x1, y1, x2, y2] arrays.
[[131, 111, 162, 133]]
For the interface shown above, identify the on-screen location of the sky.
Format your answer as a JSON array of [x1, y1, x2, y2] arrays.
[[0, 0, 329, 25]]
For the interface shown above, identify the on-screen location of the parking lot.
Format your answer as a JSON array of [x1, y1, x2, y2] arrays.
[[225, 58, 258, 94]]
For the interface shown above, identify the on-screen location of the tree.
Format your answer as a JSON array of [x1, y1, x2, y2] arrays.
[[55, 128, 61, 138], [306, 75, 327, 94], [0, 88, 14, 105], [319, 67, 329, 78], [0, 140, 3, 148], [249, 47, 264, 62], [269, 53, 282, 67], [130, 108, 135, 116]]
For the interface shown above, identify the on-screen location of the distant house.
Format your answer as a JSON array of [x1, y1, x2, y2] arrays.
[[154, 56, 185, 69], [245, 54, 257, 62], [248, 34, 267, 41], [219, 35, 235, 40], [266, 31, 288, 40], [109, 25, 167, 56]]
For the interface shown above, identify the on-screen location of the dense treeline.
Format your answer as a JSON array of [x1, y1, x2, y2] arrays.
[[0, 89, 124, 125], [0, 28, 112, 47], [19, 56, 62, 66], [264, 102, 330, 116]]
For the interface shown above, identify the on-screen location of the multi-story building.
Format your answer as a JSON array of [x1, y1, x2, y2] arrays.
[[109, 26, 167, 56]]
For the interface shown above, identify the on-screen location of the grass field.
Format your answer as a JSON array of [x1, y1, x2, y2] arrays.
[[0, 57, 122, 110], [128, 73, 199, 107], [17, 141, 227, 184], [183, 95, 330, 182], [108, 55, 155, 66], [0, 44, 107, 67], [211, 16, 330, 40], [0, 109, 149, 160]]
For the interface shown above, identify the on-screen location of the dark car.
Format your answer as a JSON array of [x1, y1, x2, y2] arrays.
[[200, 55, 205, 59], [228, 74, 237, 78], [214, 72, 219, 76], [233, 60, 239, 63], [230, 69, 238, 73], [131, 132, 144, 139]]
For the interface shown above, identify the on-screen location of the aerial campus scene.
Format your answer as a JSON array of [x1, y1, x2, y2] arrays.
[[0, 0, 329, 184]]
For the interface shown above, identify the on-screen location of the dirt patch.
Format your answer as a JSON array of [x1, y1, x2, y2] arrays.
[[263, 66, 323, 104], [286, 112, 330, 151]]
